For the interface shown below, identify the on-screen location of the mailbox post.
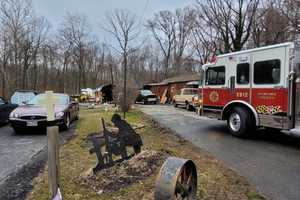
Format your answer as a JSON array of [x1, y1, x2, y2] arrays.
[[38, 91, 62, 200]]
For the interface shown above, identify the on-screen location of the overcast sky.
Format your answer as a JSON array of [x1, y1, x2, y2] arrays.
[[32, 0, 195, 42]]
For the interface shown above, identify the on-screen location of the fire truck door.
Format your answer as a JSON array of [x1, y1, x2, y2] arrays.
[[234, 63, 251, 103], [292, 43, 300, 128]]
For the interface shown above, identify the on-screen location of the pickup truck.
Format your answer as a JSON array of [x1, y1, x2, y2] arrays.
[[172, 88, 199, 110]]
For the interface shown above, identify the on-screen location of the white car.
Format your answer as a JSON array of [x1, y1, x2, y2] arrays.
[[173, 88, 199, 110]]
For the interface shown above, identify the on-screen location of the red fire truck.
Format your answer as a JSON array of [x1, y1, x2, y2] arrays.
[[199, 42, 300, 137]]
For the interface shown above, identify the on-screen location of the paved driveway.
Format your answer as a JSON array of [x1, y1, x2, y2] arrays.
[[0, 124, 75, 185], [0, 125, 45, 185], [139, 105, 300, 200]]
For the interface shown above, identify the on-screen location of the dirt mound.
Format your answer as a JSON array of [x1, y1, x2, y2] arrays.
[[78, 150, 167, 194]]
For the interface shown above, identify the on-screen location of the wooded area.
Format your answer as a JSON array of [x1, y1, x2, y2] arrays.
[[0, 0, 299, 98]]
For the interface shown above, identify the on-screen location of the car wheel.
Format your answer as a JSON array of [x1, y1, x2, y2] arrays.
[[173, 101, 178, 107], [186, 103, 192, 111], [13, 127, 22, 134], [227, 107, 254, 138], [62, 114, 71, 130]]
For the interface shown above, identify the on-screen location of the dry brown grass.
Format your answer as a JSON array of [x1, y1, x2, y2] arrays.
[[26, 108, 265, 200]]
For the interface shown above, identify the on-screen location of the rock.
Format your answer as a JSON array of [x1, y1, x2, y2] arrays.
[[81, 167, 94, 179], [97, 190, 104, 195]]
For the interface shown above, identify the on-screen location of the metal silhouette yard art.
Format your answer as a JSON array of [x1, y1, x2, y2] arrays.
[[88, 114, 143, 173]]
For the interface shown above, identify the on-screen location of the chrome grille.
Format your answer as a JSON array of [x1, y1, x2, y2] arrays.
[[20, 116, 46, 120]]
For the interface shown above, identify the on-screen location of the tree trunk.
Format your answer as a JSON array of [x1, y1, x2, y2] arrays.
[[43, 61, 48, 91], [123, 53, 127, 119], [33, 57, 38, 90], [110, 64, 114, 86], [22, 66, 27, 90], [1, 70, 5, 98]]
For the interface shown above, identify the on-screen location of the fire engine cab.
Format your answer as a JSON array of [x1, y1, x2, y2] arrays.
[[200, 42, 300, 137]]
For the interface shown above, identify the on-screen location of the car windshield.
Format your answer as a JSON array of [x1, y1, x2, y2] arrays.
[[140, 90, 153, 96], [27, 94, 69, 105], [11, 91, 36, 105]]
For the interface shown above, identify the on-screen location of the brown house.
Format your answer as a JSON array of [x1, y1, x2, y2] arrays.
[[144, 74, 201, 103]]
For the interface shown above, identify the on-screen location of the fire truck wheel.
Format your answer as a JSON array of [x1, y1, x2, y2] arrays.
[[227, 107, 253, 137]]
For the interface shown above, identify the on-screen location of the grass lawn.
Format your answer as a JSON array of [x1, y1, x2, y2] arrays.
[[27, 108, 265, 200]]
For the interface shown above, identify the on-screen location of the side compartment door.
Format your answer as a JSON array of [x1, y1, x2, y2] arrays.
[[294, 44, 300, 127], [251, 48, 287, 129]]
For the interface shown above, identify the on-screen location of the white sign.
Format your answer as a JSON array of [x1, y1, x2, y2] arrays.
[[37, 91, 60, 121], [52, 188, 63, 200]]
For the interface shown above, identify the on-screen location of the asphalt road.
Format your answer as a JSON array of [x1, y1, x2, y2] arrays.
[[139, 105, 300, 200], [0, 123, 76, 200]]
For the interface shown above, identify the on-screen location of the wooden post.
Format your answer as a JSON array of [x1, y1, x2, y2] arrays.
[[47, 126, 61, 199], [37, 91, 62, 200]]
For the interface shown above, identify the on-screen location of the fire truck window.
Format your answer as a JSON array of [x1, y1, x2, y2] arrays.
[[205, 66, 225, 85], [237, 63, 249, 84], [254, 59, 281, 84]]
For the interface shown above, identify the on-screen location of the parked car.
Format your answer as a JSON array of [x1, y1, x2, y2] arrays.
[[136, 90, 159, 105], [9, 93, 79, 133], [0, 97, 18, 124], [10, 90, 37, 105], [173, 88, 199, 110]]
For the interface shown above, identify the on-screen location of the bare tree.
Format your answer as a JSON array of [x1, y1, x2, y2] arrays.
[[190, 10, 221, 66], [278, 0, 300, 40], [0, 0, 33, 89], [173, 7, 196, 72], [250, 0, 293, 47], [59, 13, 91, 93], [0, 28, 10, 97], [147, 10, 176, 78], [31, 17, 50, 90], [18, 16, 50, 89], [251, 4, 267, 47], [197, 0, 260, 52], [103, 9, 140, 118]]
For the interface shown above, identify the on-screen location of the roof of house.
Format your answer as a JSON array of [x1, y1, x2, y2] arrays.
[[162, 74, 200, 84], [145, 74, 200, 87], [146, 82, 168, 86]]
